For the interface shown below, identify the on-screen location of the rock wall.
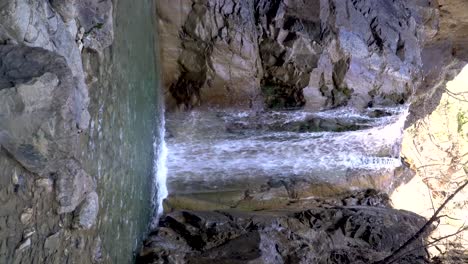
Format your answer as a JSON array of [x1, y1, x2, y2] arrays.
[[158, 0, 427, 111], [138, 191, 430, 264], [0, 0, 161, 263]]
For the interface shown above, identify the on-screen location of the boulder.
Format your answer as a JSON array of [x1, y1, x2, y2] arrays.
[[0, 45, 81, 174]]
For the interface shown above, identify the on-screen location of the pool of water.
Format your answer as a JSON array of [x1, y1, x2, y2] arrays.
[[79, 0, 163, 262]]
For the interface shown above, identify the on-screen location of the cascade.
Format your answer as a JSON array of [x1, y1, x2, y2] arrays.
[[166, 106, 410, 200], [152, 109, 169, 226]]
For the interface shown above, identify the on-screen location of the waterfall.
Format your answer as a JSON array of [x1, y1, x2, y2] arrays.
[[151, 5, 168, 227], [152, 109, 169, 227], [165, 106, 411, 195]]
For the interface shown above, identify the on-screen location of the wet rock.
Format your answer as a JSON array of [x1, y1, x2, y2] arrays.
[[137, 201, 430, 264], [73, 191, 99, 229], [224, 111, 376, 133]]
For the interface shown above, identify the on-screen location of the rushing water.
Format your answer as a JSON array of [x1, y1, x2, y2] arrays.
[[152, 109, 168, 226], [166, 106, 409, 195]]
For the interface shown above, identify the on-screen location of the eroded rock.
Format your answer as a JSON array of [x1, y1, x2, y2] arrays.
[[137, 201, 429, 264], [0, 45, 81, 174], [159, 0, 425, 111]]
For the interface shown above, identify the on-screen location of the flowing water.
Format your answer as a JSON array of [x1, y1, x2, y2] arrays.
[[166, 106, 408, 195], [152, 109, 168, 226], [80, 0, 162, 262]]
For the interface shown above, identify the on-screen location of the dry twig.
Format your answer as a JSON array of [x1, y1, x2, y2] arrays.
[[373, 180, 468, 264]]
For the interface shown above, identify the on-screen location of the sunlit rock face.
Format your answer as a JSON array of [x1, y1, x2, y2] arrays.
[[392, 1, 468, 261], [393, 65, 468, 260], [0, 0, 161, 263]]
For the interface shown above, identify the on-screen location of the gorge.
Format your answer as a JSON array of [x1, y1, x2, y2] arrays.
[[0, 0, 468, 264]]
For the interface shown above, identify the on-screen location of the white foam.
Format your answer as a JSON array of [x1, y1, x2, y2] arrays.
[[166, 106, 409, 191], [152, 108, 169, 226]]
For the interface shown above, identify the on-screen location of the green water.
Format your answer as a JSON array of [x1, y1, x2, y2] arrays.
[[81, 0, 161, 262]]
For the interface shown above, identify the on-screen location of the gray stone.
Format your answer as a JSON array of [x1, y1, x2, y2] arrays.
[[35, 178, 54, 193], [56, 160, 96, 214], [19, 208, 33, 225], [76, 0, 113, 53], [0, 45, 80, 174], [137, 202, 429, 264], [73, 191, 99, 229], [15, 238, 31, 253], [50, 0, 78, 22], [0, 0, 90, 130], [44, 231, 61, 255], [0, 0, 103, 261]]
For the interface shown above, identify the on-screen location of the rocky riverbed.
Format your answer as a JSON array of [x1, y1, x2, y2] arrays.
[[137, 191, 431, 264]]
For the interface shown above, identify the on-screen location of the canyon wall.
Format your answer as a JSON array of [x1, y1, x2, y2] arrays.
[[0, 0, 162, 263], [158, 0, 431, 111]]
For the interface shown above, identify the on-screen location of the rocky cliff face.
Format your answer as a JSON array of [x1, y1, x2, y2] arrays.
[[0, 0, 161, 263], [158, 0, 425, 111]]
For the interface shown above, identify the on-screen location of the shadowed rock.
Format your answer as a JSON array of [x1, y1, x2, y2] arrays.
[[138, 192, 430, 264]]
